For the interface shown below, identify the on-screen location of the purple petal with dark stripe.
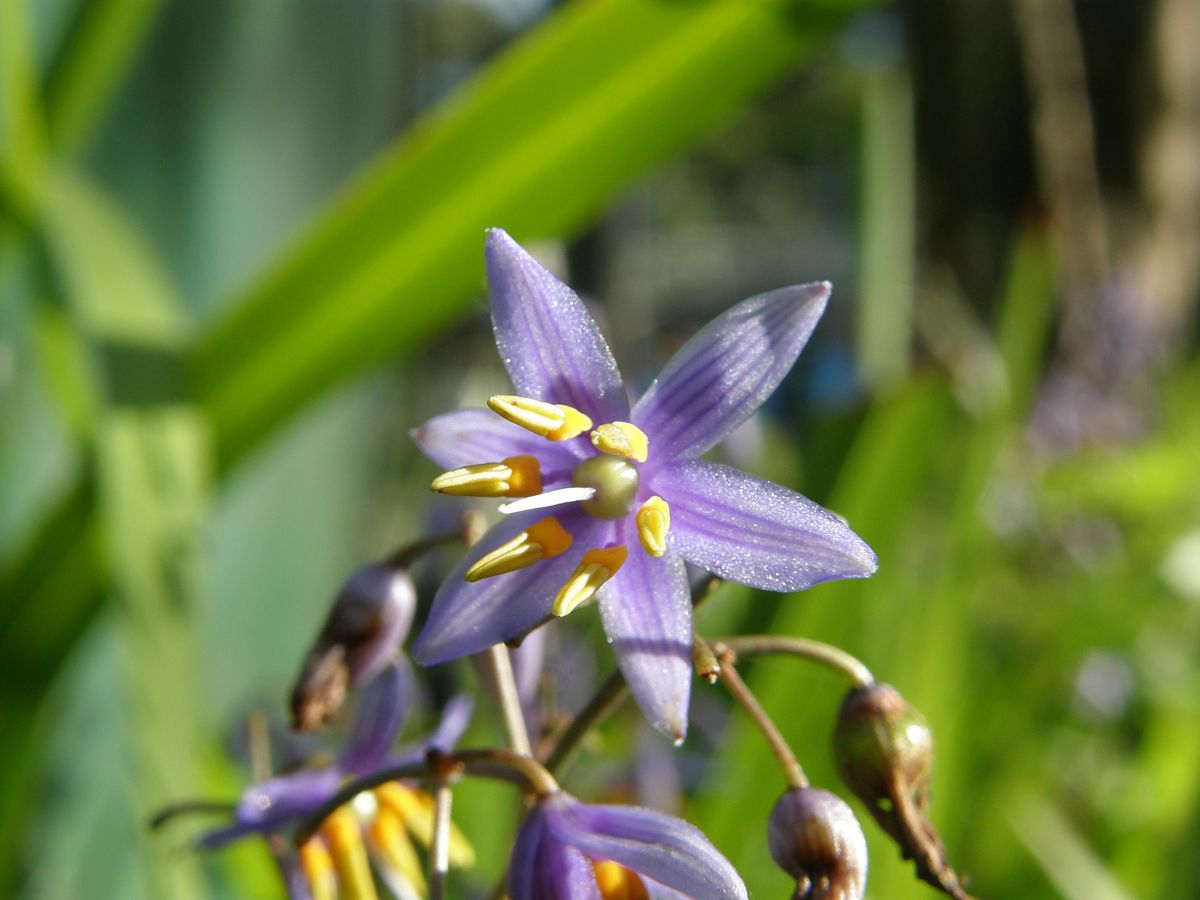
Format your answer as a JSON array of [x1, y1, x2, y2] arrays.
[[597, 538, 693, 741], [652, 460, 877, 592], [632, 283, 830, 462], [341, 662, 409, 774], [411, 407, 579, 471], [487, 229, 629, 424], [547, 797, 748, 900], [412, 512, 613, 665]]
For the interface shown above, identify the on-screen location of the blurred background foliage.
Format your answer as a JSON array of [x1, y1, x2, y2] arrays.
[[1, 0, 1198, 898]]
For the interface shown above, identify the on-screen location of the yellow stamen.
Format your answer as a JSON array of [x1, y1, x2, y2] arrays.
[[488, 394, 592, 441], [635, 496, 670, 558], [321, 805, 379, 900], [430, 455, 542, 497], [553, 546, 628, 617], [594, 860, 650, 900], [366, 804, 427, 894], [299, 837, 338, 900], [374, 783, 476, 867], [464, 516, 573, 582], [590, 421, 649, 462]]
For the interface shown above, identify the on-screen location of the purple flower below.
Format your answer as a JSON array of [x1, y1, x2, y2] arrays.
[[509, 792, 748, 899], [412, 229, 877, 740]]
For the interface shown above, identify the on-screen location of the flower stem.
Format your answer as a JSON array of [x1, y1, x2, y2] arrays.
[[428, 780, 453, 900], [292, 748, 558, 846], [707, 640, 808, 789], [713, 635, 875, 688], [542, 669, 628, 775], [479, 644, 533, 756]]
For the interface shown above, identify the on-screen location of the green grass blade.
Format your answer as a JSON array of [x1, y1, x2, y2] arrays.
[[192, 0, 871, 471], [43, 0, 163, 154]]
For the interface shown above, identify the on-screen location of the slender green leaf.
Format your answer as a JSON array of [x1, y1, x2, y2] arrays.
[[0, 0, 46, 216], [192, 0, 871, 471], [43, 0, 163, 154]]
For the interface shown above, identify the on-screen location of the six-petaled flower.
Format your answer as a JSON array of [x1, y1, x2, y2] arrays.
[[412, 229, 877, 739]]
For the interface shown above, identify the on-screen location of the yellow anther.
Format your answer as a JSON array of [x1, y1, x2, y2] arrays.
[[367, 804, 427, 893], [321, 805, 379, 900], [594, 860, 650, 900], [299, 837, 338, 900], [375, 783, 476, 867], [488, 394, 592, 441], [553, 546, 628, 617], [635, 496, 670, 558], [430, 455, 542, 497], [465, 516, 573, 582], [590, 421, 649, 462]]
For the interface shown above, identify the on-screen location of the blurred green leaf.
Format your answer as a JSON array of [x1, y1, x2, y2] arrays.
[[43, 0, 164, 154], [192, 0, 871, 472], [40, 167, 206, 899], [0, 0, 46, 216]]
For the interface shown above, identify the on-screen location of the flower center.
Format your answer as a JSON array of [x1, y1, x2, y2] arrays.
[[572, 455, 639, 520]]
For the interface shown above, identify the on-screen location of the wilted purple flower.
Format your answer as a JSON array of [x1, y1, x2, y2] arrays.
[[412, 229, 876, 739], [201, 664, 474, 898], [509, 791, 747, 899], [291, 562, 417, 731], [768, 787, 868, 899]]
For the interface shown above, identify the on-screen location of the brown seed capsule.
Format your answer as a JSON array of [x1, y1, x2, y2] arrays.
[[767, 787, 868, 900], [290, 563, 416, 731]]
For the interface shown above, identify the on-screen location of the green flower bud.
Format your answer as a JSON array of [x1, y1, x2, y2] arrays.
[[832, 683, 933, 806]]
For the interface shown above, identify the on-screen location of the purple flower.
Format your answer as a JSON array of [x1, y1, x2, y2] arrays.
[[509, 792, 747, 899], [200, 664, 474, 898], [412, 229, 876, 739]]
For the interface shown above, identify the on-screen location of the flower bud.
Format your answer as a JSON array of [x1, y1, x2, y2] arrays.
[[832, 684, 973, 900], [832, 683, 933, 805], [767, 787, 867, 899], [291, 562, 417, 731]]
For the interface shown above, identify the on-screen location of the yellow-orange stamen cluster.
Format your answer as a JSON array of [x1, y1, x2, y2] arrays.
[[431, 455, 542, 498], [488, 395, 592, 441], [553, 546, 628, 617], [465, 516, 573, 582], [635, 496, 670, 557], [594, 860, 650, 899], [590, 421, 649, 462]]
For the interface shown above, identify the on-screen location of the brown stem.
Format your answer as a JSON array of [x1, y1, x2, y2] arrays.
[[541, 669, 628, 775], [712, 635, 875, 688], [709, 641, 807, 789]]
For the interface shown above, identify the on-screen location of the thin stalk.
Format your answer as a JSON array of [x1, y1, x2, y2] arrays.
[[710, 642, 807, 789], [384, 530, 463, 569], [293, 748, 558, 845], [541, 578, 723, 774], [713, 635, 875, 688], [480, 644, 532, 755], [542, 669, 627, 775], [428, 782, 453, 900]]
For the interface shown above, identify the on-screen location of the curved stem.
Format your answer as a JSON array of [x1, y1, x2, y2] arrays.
[[292, 749, 558, 846], [713, 635, 875, 688], [709, 642, 807, 789]]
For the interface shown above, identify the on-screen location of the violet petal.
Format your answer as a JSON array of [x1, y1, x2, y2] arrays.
[[487, 229, 629, 424], [411, 407, 578, 471], [632, 283, 830, 462], [653, 460, 877, 591], [597, 538, 693, 741], [233, 768, 342, 830], [412, 512, 611, 665], [341, 662, 409, 775], [548, 799, 748, 900]]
